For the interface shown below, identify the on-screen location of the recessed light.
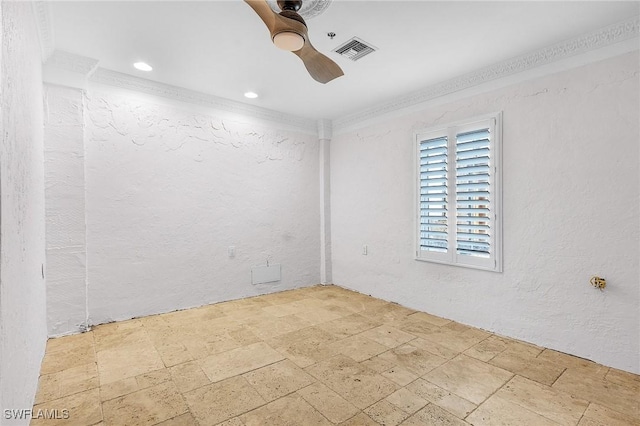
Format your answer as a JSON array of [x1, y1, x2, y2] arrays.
[[244, 92, 259, 99], [133, 62, 153, 72]]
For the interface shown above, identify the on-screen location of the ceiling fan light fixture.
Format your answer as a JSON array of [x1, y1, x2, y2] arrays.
[[273, 31, 305, 51]]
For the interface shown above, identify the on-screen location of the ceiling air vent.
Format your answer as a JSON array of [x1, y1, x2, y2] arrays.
[[333, 37, 377, 61]]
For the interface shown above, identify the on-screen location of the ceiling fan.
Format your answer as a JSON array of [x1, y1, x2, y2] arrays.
[[244, 0, 344, 84]]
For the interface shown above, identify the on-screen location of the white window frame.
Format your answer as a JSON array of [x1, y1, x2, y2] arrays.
[[414, 112, 503, 272]]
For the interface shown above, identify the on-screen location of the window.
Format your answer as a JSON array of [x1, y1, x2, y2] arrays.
[[415, 113, 502, 272]]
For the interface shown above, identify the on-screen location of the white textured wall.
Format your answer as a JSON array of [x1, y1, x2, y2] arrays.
[[0, 1, 47, 421], [83, 87, 320, 325], [330, 52, 640, 374], [44, 85, 87, 336]]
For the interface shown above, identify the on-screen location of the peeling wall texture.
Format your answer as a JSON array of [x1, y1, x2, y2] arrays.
[[0, 1, 48, 420], [82, 86, 320, 325], [330, 52, 640, 374], [44, 85, 87, 336]]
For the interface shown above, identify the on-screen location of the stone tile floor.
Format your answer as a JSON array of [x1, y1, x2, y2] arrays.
[[32, 285, 640, 425]]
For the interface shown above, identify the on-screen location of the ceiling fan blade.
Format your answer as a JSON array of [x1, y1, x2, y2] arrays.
[[244, 0, 277, 32], [293, 39, 344, 84]]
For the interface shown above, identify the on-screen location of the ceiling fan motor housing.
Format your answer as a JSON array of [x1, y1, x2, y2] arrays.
[[278, 10, 307, 27], [277, 0, 302, 11]]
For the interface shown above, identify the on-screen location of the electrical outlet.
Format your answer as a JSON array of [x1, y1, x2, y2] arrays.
[[362, 245, 368, 255], [228, 246, 235, 258]]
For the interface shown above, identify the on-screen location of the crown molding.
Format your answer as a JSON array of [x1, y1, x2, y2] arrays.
[[45, 50, 99, 76], [90, 68, 317, 134], [43, 50, 99, 90], [32, 1, 55, 62], [332, 15, 640, 132]]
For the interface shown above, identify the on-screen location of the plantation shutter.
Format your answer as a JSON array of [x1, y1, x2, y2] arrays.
[[418, 135, 449, 254], [415, 114, 501, 271], [455, 127, 492, 259]]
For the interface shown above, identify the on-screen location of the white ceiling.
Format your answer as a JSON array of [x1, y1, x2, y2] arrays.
[[50, 1, 639, 120]]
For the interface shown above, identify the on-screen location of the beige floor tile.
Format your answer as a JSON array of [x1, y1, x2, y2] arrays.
[[45, 332, 94, 354], [261, 302, 302, 317], [199, 341, 284, 383], [553, 368, 640, 419], [35, 363, 99, 404], [410, 337, 460, 360], [375, 343, 448, 376], [184, 376, 266, 426], [243, 359, 315, 401], [307, 286, 350, 300], [359, 325, 416, 348], [269, 325, 337, 346], [403, 403, 470, 426], [40, 344, 96, 375], [361, 356, 396, 374], [240, 394, 331, 426], [357, 302, 416, 323], [464, 335, 511, 362], [605, 368, 640, 392], [305, 355, 399, 409], [215, 418, 245, 426], [135, 368, 171, 388], [297, 382, 360, 424], [406, 378, 477, 419], [381, 365, 419, 386], [537, 349, 609, 378], [203, 333, 242, 356], [391, 313, 441, 339], [99, 368, 171, 401], [338, 412, 379, 426], [181, 338, 211, 360], [31, 388, 102, 426], [102, 381, 187, 426], [155, 342, 195, 367], [93, 320, 149, 352], [386, 387, 428, 414], [257, 289, 308, 304], [424, 354, 513, 405], [246, 314, 314, 339], [417, 326, 490, 354], [306, 354, 367, 382], [97, 342, 165, 385], [497, 375, 588, 425], [578, 403, 640, 426], [316, 313, 381, 338], [322, 302, 362, 318], [167, 317, 240, 346], [339, 298, 392, 316], [407, 311, 452, 327], [159, 305, 224, 324], [228, 326, 262, 346], [466, 395, 560, 426], [490, 348, 565, 386], [170, 361, 210, 393], [268, 327, 339, 368], [154, 412, 199, 425], [290, 306, 345, 325], [217, 297, 273, 316], [326, 334, 388, 362], [364, 399, 410, 426], [100, 376, 139, 401]]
